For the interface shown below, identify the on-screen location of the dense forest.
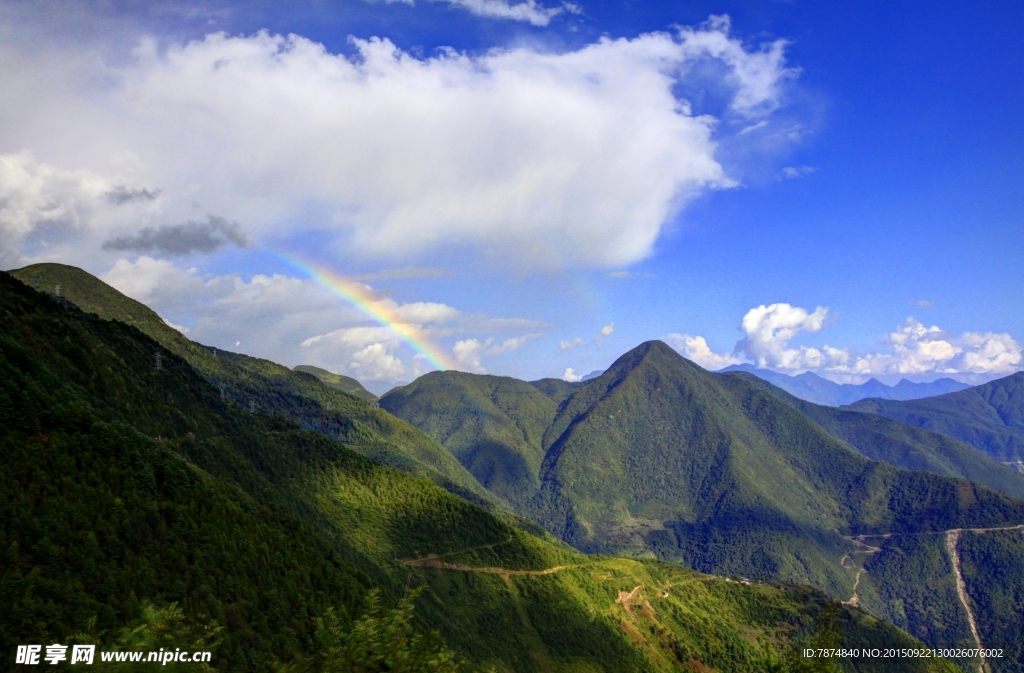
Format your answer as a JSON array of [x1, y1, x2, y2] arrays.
[[1, 270, 961, 671]]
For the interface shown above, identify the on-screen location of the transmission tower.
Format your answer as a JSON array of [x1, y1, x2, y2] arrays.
[[154, 351, 163, 370]]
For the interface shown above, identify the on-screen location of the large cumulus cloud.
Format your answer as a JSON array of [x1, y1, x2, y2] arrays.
[[0, 17, 796, 269]]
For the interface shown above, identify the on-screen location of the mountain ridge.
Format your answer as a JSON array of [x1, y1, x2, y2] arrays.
[[720, 363, 971, 406], [721, 370, 1024, 499], [8, 262, 502, 511], [845, 372, 1024, 464]]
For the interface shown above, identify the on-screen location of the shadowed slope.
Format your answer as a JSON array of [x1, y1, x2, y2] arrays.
[[8, 263, 499, 510]]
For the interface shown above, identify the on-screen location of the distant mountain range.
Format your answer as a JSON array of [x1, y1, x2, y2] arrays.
[[718, 363, 971, 406]]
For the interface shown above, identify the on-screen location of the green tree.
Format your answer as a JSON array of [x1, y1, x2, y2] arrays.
[[315, 586, 462, 673]]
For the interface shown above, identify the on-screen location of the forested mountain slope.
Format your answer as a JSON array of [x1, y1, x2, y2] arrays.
[[293, 364, 379, 402], [722, 370, 1024, 499], [386, 342, 1024, 669], [9, 263, 498, 510], [379, 372, 560, 506], [0, 272, 957, 673], [846, 373, 1024, 464]]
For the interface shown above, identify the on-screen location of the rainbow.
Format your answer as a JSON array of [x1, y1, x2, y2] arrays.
[[278, 256, 456, 371]]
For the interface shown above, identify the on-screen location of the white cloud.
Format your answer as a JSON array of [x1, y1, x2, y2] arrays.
[[677, 15, 797, 118], [960, 331, 1022, 374], [453, 338, 488, 373], [102, 256, 203, 304], [596, 322, 615, 348], [674, 305, 1023, 383], [780, 165, 815, 179], [736, 303, 832, 370], [98, 257, 534, 383], [488, 334, 539, 354], [0, 18, 797, 270], [560, 337, 584, 350], [350, 343, 407, 380], [442, 0, 568, 25], [0, 152, 146, 267], [163, 319, 190, 335], [738, 120, 768, 135], [562, 367, 582, 382], [390, 301, 461, 325], [666, 334, 740, 370], [376, 0, 569, 25]]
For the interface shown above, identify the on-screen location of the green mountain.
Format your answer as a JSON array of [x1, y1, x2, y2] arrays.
[[529, 377, 585, 404], [720, 364, 970, 406], [845, 373, 1024, 464], [293, 364, 379, 402], [722, 370, 1024, 499], [0, 272, 957, 673], [8, 263, 499, 511], [384, 341, 1024, 669], [379, 372, 558, 507]]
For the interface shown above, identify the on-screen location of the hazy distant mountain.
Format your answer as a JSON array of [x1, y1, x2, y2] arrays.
[[293, 364, 378, 402], [580, 369, 604, 381], [719, 363, 970, 406], [846, 372, 1024, 463]]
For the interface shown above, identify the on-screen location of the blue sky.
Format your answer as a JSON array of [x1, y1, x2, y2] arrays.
[[1, 0, 1021, 392]]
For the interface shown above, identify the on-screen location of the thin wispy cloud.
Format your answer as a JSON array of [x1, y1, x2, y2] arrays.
[[779, 165, 815, 179], [560, 337, 584, 350], [354, 267, 455, 281]]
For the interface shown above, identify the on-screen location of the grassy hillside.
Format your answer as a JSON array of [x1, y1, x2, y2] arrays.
[[379, 372, 558, 506], [723, 371, 1024, 499], [0, 272, 957, 673], [846, 373, 1024, 463], [293, 364, 378, 402], [8, 263, 499, 511]]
